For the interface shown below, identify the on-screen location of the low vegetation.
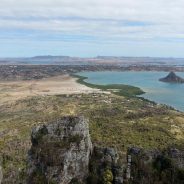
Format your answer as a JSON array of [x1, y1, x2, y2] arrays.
[[0, 92, 184, 183]]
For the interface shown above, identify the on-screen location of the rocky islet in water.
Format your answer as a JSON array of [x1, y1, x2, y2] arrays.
[[79, 71, 184, 111], [159, 71, 184, 83]]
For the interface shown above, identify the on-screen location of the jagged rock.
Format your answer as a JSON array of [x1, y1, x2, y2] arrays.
[[159, 71, 184, 83], [128, 147, 141, 155], [166, 148, 184, 169], [27, 116, 92, 184], [127, 147, 184, 184], [88, 146, 124, 184], [27, 116, 125, 184]]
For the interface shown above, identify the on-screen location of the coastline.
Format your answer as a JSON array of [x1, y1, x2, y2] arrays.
[[73, 73, 179, 112], [72, 73, 145, 97]]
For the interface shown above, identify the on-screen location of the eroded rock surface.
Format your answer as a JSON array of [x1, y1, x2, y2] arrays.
[[87, 147, 124, 184], [128, 147, 184, 184], [27, 116, 92, 184]]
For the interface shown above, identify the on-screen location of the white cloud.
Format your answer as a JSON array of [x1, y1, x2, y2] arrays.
[[0, 0, 184, 43], [0, 0, 183, 22]]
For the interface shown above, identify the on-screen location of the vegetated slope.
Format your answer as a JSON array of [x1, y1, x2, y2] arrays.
[[0, 93, 184, 183]]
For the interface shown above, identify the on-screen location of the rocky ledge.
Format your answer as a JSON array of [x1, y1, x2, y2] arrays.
[[27, 116, 124, 184], [159, 71, 184, 83]]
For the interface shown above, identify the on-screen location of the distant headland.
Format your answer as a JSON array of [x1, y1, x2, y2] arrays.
[[159, 71, 184, 83]]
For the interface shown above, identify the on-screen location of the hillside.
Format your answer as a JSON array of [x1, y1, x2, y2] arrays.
[[1, 92, 184, 183]]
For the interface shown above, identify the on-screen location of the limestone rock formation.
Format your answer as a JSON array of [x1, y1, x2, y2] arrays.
[[128, 147, 184, 184], [87, 147, 124, 184], [27, 116, 92, 184], [159, 71, 184, 83]]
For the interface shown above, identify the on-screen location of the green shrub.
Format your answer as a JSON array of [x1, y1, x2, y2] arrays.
[[102, 169, 113, 184]]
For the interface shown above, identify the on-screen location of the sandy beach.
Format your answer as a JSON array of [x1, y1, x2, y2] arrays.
[[0, 75, 100, 104]]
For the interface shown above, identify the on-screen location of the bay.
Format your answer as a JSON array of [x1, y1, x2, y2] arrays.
[[79, 71, 184, 111]]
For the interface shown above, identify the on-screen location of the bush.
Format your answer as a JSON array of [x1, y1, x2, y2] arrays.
[[102, 169, 113, 184]]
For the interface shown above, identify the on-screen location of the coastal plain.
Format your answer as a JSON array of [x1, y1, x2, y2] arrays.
[[0, 64, 184, 183]]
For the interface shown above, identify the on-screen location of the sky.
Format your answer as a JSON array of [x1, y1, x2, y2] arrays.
[[1, 0, 184, 57]]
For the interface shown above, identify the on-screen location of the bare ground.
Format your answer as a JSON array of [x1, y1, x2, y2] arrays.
[[0, 75, 100, 104]]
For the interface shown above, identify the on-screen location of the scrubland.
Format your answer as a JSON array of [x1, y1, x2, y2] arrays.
[[0, 89, 184, 183]]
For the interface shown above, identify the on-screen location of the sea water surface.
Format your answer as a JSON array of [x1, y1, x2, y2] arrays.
[[79, 71, 184, 112]]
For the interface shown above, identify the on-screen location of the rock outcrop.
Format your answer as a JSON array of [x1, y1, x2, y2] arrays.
[[27, 116, 92, 184], [27, 115, 184, 184], [128, 147, 184, 184], [27, 116, 124, 184], [87, 147, 124, 184], [159, 71, 184, 83]]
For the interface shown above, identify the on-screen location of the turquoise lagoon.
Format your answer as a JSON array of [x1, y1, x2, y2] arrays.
[[79, 71, 184, 112]]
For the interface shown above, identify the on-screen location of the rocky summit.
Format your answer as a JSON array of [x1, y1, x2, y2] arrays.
[[27, 115, 184, 184], [159, 71, 184, 83], [27, 116, 92, 184], [87, 146, 124, 184], [27, 116, 124, 184]]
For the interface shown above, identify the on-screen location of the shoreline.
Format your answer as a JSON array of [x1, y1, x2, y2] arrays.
[[72, 73, 145, 97], [1, 64, 184, 81], [73, 73, 180, 112]]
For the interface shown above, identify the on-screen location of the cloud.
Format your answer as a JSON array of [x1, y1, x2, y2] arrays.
[[0, 0, 183, 22], [0, 0, 184, 57]]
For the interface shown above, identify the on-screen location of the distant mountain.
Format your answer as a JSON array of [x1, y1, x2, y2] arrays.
[[30, 55, 70, 60], [1, 56, 184, 66], [159, 71, 184, 83]]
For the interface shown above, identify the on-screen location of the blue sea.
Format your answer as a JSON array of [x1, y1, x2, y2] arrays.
[[79, 71, 184, 112]]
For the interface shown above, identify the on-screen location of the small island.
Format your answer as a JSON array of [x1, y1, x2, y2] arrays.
[[159, 71, 184, 83]]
